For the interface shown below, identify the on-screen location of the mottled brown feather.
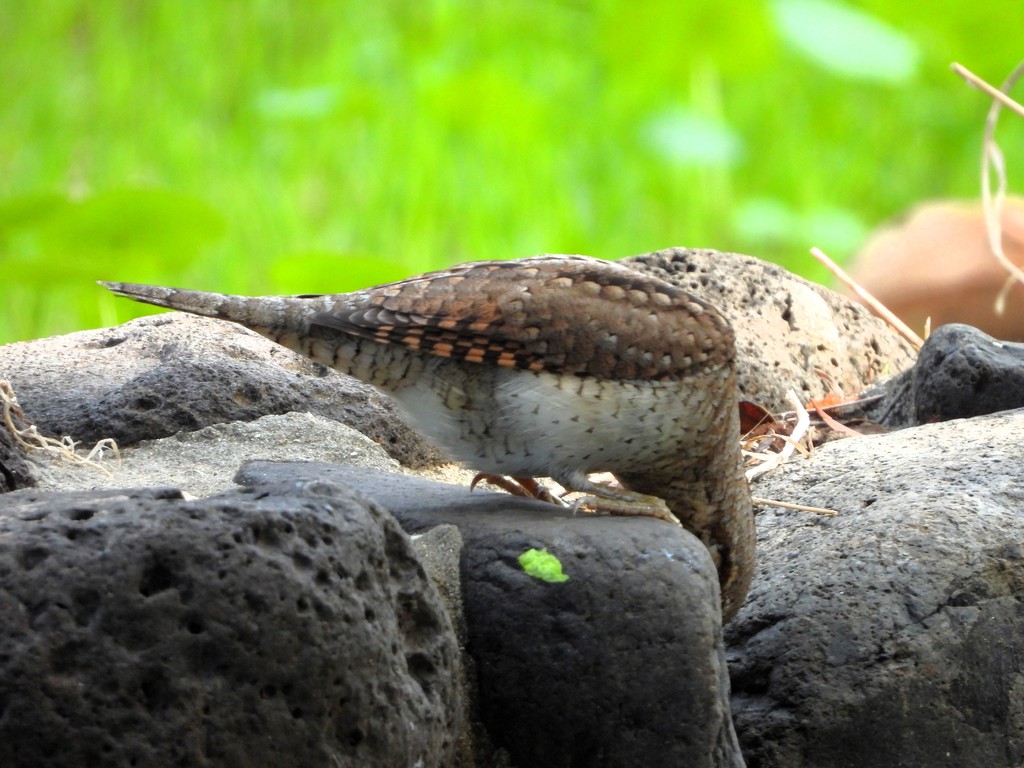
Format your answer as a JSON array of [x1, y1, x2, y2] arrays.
[[309, 256, 733, 381]]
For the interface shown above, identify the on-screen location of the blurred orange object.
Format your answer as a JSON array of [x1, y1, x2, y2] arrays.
[[849, 198, 1024, 341]]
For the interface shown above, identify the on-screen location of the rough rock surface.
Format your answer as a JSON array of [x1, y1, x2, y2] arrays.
[[0, 425, 34, 492], [24, 412, 400, 498], [237, 460, 743, 768], [0, 313, 442, 467], [0, 480, 462, 767], [846, 323, 1024, 428], [2, 409, 744, 768], [623, 248, 917, 411], [409, 524, 478, 765], [731, 408, 1024, 768]]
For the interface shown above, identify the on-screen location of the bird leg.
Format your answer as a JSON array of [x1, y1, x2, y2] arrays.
[[570, 483, 681, 526], [470, 473, 564, 504], [471, 473, 680, 526], [551, 472, 681, 526]]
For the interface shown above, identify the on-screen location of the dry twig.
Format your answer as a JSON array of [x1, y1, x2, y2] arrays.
[[750, 496, 838, 516], [742, 390, 840, 515], [810, 246, 924, 349], [745, 390, 811, 481], [812, 402, 864, 438], [952, 62, 1024, 118], [952, 61, 1024, 314]]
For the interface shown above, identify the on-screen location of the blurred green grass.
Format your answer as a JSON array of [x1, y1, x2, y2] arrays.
[[1, 0, 1021, 342]]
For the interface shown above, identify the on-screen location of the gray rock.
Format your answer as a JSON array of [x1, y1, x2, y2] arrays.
[[847, 323, 1024, 428], [411, 525, 481, 768], [730, 408, 1024, 767], [6, 428, 747, 768], [623, 248, 917, 411], [0, 313, 442, 467], [911, 323, 1024, 421], [0, 480, 462, 767], [23, 412, 399, 498], [236, 461, 744, 768], [0, 424, 34, 492]]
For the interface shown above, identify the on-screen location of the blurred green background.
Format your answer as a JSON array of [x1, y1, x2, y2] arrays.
[[1, 0, 1021, 342]]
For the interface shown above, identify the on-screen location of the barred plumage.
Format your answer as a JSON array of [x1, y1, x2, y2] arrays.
[[101, 254, 753, 620]]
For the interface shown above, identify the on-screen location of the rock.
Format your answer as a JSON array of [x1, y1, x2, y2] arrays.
[[3, 402, 745, 767], [0, 423, 34, 492], [839, 323, 1024, 428], [236, 460, 744, 768], [912, 324, 1024, 422], [849, 198, 1024, 341], [730, 409, 1024, 767], [410, 525, 478, 766], [411, 525, 466, 635], [0, 480, 462, 767], [0, 313, 442, 468], [25, 411, 400, 498], [623, 247, 917, 411]]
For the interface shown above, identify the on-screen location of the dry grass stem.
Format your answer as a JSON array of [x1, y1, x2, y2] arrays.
[[1, 379, 120, 474], [750, 496, 838, 516], [810, 246, 924, 349], [954, 61, 1024, 314], [792, 392, 886, 414], [969, 60, 1024, 315], [952, 62, 1024, 119]]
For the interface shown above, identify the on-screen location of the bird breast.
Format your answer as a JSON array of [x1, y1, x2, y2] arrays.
[[386, 355, 723, 478]]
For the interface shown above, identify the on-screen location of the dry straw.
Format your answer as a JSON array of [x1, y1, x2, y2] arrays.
[[952, 60, 1024, 314], [1, 379, 120, 474]]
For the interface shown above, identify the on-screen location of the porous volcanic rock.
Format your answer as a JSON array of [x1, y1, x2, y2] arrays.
[[0, 425, 34, 492], [0, 480, 462, 767], [237, 460, 744, 768], [845, 323, 1024, 428], [732, 408, 1024, 768], [623, 247, 917, 411]]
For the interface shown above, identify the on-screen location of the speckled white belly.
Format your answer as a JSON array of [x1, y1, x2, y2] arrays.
[[386, 357, 720, 481]]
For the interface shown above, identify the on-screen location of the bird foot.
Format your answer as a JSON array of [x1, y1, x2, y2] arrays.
[[470, 473, 564, 505], [471, 474, 679, 526], [571, 485, 681, 526]]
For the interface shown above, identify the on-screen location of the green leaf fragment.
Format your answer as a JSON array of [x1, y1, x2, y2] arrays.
[[518, 549, 569, 583]]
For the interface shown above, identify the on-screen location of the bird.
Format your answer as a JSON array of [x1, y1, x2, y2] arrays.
[[100, 254, 754, 620]]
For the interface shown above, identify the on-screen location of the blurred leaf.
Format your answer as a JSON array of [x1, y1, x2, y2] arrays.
[[254, 86, 342, 120], [36, 189, 224, 261], [772, 0, 919, 83], [641, 107, 743, 168], [268, 251, 411, 293], [518, 548, 569, 583]]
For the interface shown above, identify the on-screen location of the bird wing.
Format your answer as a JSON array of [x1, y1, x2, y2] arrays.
[[309, 256, 733, 381]]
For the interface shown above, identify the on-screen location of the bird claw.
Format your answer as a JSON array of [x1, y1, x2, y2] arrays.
[[570, 488, 681, 526], [470, 473, 566, 506], [471, 474, 679, 526]]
